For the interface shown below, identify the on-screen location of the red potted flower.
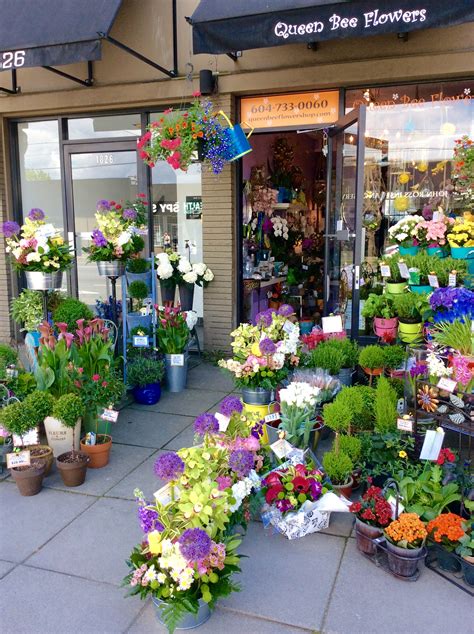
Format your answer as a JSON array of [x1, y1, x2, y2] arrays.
[[350, 484, 393, 554]]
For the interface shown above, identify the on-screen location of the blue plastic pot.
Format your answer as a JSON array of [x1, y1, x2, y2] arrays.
[[299, 320, 314, 335], [29, 330, 41, 347], [409, 285, 433, 294], [126, 313, 152, 332], [426, 246, 447, 258], [399, 245, 420, 256], [450, 246, 474, 260], [132, 382, 162, 405]]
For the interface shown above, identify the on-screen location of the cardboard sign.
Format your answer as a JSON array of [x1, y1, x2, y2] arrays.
[[322, 315, 343, 334], [397, 416, 414, 432], [437, 377, 457, 393], [420, 428, 445, 461], [380, 264, 391, 277], [448, 272, 457, 287], [398, 262, 410, 279], [270, 438, 294, 460], [100, 408, 119, 423], [132, 335, 149, 347], [154, 483, 180, 506], [215, 412, 230, 432], [6, 450, 30, 469], [170, 354, 184, 367], [12, 428, 38, 447], [428, 274, 439, 288], [265, 412, 280, 424]]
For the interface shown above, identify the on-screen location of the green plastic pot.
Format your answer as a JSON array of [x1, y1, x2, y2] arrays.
[[409, 285, 433, 294], [398, 320, 423, 343], [386, 282, 407, 295]]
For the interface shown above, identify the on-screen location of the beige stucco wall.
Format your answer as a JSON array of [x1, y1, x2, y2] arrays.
[[0, 0, 473, 346]]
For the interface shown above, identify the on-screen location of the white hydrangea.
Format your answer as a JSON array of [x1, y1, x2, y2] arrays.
[[183, 271, 198, 284], [156, 252, 170, 264], [185, 310, 198, 330], [177, 257, 192, 273], [117, 231, 132, 246], [203, 267, 214, 282], [157, 263, 173, 279], [192, 262, 206, 276]]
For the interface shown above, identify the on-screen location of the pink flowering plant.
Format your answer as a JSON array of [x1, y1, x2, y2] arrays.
[[414, 212, 454, 248]]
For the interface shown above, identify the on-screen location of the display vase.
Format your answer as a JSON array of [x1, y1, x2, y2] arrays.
[[178, 283, 195, 311], [399, 245, 419, 256], [241, 387, 273, 405], [164, 353, 189, 393], [373, 316, 398, 340], [132, 382, 162, 405], [44, 416, 81, 457], [160, 281, 176, 304], [152, 597, 211, 630], [386, 541, 424, 578], [80, 435, 112, 469], [96, 261, 126, 277], [431, 544, 461, 572], [461, 556, 474, 586], [25, 270, 63, 291], [338, 367, 354, 387], [355, 518, 383, 555], [385, 282, 407, 295]]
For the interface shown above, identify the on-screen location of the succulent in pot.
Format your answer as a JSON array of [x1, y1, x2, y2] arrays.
[[53, 394, 89, 486], [127, 355, 165, 405]]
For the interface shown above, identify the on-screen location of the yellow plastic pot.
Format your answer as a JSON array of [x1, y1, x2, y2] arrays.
[[398, 320, 423, 343], [243, 401, 278, 445]]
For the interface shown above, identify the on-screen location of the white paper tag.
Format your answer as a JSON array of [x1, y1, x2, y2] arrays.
[[397, 416, 413, 432], [270, 438, 294, 459], [215, 412, 230, 432], [170, 354, 184, 367], [322, 315, 343, 334], [437, 377, 457, 393], [6, 450, 31, 469], [380, 264, 391, 277], [302, 264, 309, 271], [428, 274, 439, 288], [283, 320, 294, 334], [387, 494, 405, 519], [398, 262, 410, 279], [133, 335, 148, 347], [12, 428, 38, 447], [100, 408, 119, 423], [433, 211, 443, 222], [264, 412, 280, 424], [154, 483, 180, 505], [420, 428, 445, 461], [448, 272, 457, 287]]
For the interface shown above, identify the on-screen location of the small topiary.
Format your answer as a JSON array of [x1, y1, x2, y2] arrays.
[[127, 258, 151, 274], [303, 342, 345, 375], [128, 280, 149, 300], [374, 376, 398, 433], [338, 435, 362, 463], [359, 345, 385, 370], [0, 401, 34, 443], [53, 393, 84, 428], [323, 399, 352, 435], [24, 390, 54, 424], [53, 298, 93, 332], [382, 345, 406, 371], [322, 450, 353, 485]]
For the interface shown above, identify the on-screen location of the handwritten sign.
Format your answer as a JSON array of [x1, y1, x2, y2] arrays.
[[428, 274, 439, 288], [240, 91, 339, 131], [380, 264, 391, 277], [6, 450, 30, 469], [100, 408, 119, 423], [170, 354, 184, 367], [270, 438, 294, 460], [398, 262, 410, 279], [132, 335, 149, 348], [397, 416, 413, 432], [437, 377, 457, 393]]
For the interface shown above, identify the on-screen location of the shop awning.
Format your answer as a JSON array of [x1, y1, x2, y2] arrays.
[[190, 0, 474, 54], [0, 0, 122, 71]]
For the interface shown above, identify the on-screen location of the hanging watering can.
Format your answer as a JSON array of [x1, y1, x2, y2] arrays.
[[219, 111, 253, 161]]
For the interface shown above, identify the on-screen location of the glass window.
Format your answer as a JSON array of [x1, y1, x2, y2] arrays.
[[68, 114, 141, 139], [18, 120, 63, 229]]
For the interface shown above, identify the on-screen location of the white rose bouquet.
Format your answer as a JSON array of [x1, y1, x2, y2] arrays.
[[156, 250, 215, 288]]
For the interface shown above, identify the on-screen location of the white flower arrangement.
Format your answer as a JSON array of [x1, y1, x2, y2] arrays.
[[279, 381, 321, 409], [185, 310, 198, 330], [388, 215, 423, 247], [156, 250, 215, 288], [427, 351, 453, 379], [271, 216, 289, 240]]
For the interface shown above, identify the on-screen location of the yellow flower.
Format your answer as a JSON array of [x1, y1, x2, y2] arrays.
[[51, 236, 64, 245], [250, 342, 262, 357], [148, 530, 162, 554], [399, 451, 407, 459]]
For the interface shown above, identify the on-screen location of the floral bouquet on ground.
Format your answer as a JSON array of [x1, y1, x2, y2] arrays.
[[84, 198, 146, 262], [388, 214, 423, 248], [218, 305, 300, 391], [2, 209, 73, 272], [156, 250, 214, 288]]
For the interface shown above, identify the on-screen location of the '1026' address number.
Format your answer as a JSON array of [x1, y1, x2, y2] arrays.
[[0, 50, 26, 69]]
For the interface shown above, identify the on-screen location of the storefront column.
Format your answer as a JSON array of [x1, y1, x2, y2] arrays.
[[202, 94, 237, 351], [0, 125, 13, 343]]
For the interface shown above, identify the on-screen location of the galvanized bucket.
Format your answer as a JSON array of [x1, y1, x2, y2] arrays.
[[25, 270, 63, 290], [96, 261, 125, 277]]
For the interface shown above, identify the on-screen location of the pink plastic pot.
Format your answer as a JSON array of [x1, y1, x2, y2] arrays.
[[373, 317, 398, 339]]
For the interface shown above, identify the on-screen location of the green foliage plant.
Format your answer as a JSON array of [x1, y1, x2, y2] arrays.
[[381, 254, 403, 283], [393, 292, 430, 323], [128, 280, 149, 304], [11, 289, 61, 332], [5, 371, 37, 400], [382, 345, 406, 371], [397, 464, 461, 521], [374, 376, 398, 433], [323, 399, 352, 452], [359, 345, 385, 370], [303, 342, 345, 375], [127, 356, 165, 388], [23, 390, 54, 422], [362, 293, 397, 320], [0, 401, 34, 444], [0, 344, 17, 380], [53, 297, 93, 332], [360, 432, 421, 480], [338, 434, 362, 464], [432, 319, 473, 355], [127, 258, 151, 274], [324, 337, 359, 368], [35, 338, 73, 397], [430, 256, 467, 287], [52, 393, 84, 454], [322, 450, 353, 485]]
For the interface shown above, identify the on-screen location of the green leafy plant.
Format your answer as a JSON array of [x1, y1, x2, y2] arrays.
[[322, 400, 352, 448], [35, 338, 73, 397], [127, 258, 151, 274], [303, 342, 345, 375], [0, 344, 17, 380], [381, 254, 403, 283], [393, 292, 430, 323], [128, 280, 149, 307], [362, 294, 397, 320], [0, 401, 34, 444], [374, 376, 398, 433], [52, 393, 84, 454], [324, 337, 359, 369], [338, 434, 362, 464], [404, 251, 435, 285], [427, 256, 467, 287], [397, 464, 461, 521], [456, 514, 474, 559], [127, 356, 164, 388], [323, 450, 353, 485], [11, 289, 62, 332], [431, 319, 473, 355], [5, 371, 37, 400], [382, 345, 406, 371], [360, 432, 420, 480], [23, 390, 54, 422], [359, 345, 385, 370], [53, 298, 93, 332]]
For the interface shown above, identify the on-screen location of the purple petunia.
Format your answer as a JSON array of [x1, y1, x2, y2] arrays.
[[309, 479, 323, 500], [97, 199, 110, 211], [138, 504, 164, 533], [92, 228, 108, 247], [122, 208, 137, 221], [154, 452, 185, 482], [259, 337, 276, 355], [229, 449, 254, 478], [178, 528, 212, 562], [219, 395, 243, 417], [27, 208, 45, 221], [2, 221, 20, 237], [194, 412, 219, 436], [278, 304, 295, 317]]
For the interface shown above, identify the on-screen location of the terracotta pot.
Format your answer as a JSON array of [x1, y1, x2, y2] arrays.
[[28, 444, 54, 476], [10, 459, 46, 496], [332, 476, 353, 499], [56, 451, 90, 486], [362, 367, 383, 377], [373, 317, 398, 339], [386, 541, 424, 577], [355, 517, 383, 555], [80, 435, 112, 469]]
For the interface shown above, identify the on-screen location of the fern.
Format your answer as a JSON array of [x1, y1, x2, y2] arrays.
[[160, 596, 200, 633], [432, 319, 473, 355]]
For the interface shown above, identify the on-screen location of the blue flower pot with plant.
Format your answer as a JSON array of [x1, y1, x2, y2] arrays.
[[127, 355, 164, 405], [399, 245, 420, 256]]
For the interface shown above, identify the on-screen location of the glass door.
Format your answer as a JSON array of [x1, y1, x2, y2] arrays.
[[64, 142, 142, 307], [324, 106, 367, 338]]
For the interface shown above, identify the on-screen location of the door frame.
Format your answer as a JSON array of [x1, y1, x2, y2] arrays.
[[323, 105, 367, 338], [62, 140, 145, 297]]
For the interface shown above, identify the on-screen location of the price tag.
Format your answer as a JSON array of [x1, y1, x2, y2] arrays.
[[302, 264, 309, 271], [215, 412, 230, 432], [264, 412, 280, 424], [154, 483, 180, 505], [420, 428, 445, 461], [448, 272, 457, 287], [283, 320, 295, 334], [270, 438, 294, 460], [100, 408, 119, 423], [12, 428, 38, 447], [387, 495, 405, 519], [133, 335, 149, 347], [322, 315, 343, 334], [432, 210, 443, 222], [6, 450, 30, 469], [170, 354, 184, 367], [380, 264, 391, 277], [398, 262, 410, 279], [428, 274, 439, 288], [437, 377, 457, 393], [397, 416, 413, 432]]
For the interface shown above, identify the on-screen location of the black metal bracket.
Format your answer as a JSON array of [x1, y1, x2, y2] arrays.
[[307, 42, 319, 51], [397, 32, 409, 41], [100, 34, 177, 78], [42, 61, 94, 87], [227, 51, 242, 62], [0, 70, 19, 95]]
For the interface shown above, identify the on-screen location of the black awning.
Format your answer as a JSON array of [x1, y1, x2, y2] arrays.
[[0, 0, 122, 71], [190, 0, 474, 54]]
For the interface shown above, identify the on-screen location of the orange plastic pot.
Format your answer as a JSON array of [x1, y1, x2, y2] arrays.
[[80, 435, 112, 469]]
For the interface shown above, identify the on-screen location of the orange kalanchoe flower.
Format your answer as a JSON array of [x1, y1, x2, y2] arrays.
[[385, 513, 427, 548], [427, 513, 465, 547]]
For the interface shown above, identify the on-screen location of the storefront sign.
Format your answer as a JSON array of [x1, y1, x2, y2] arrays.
[[240, 91, 339, 131], [185, 196, 202, 219]]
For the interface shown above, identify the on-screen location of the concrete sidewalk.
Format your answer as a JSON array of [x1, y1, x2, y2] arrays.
[[0, 362, 471, 634]]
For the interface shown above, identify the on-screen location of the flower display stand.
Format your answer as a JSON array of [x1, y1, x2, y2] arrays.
[[425, 544, 474, 596]]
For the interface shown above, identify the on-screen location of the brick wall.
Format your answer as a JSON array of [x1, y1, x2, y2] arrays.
[[202, 94, 237, 352], [0, 125, 13, 343]]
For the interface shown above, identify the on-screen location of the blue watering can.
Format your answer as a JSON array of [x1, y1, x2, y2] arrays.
[[219, 111, 253, 161]]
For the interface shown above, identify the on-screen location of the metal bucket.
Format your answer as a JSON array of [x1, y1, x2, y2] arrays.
[[241, 387, 274, 405], [165, 353, 189, 393], [179, 283, 195, 311], [152, 597, 211, 630], [96, 261, 125, 277], [25, 270, 63, 290]]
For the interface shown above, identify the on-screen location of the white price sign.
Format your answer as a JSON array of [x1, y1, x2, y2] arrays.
[[270, 438, 294, 459], [437, 377, 457, 393], [264, 412, 280, 424], [380, 264, 391, 277], [428, 274, 439, 288], [397, 417, 413, 432], [100, 408, 119, 423], [170, 354, 184, 367], [215, 412, 230, 432], [448, 272, 457, 287], [322, 315, 343, 334], [398, 262, 410, 279], [6, 450, 31, 469], [133, 335, 149, 347]]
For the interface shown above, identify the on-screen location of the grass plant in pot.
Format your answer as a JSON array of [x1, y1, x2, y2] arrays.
[[302, 341, 345, 379], [359, 345, 385, 385], [128, 355, 164, 405], [0, 400, 46, 496], [126, 257, 152, 290], [404, 252, 434, 294], [157, 306, 192, 393], [394, 292, 429, 344], [54, 394, 89, 487], [322, 449, 353, 498], [323, 337, 359, 386], [127, 280, 152, 331], [350, 484, 393, 554], [384, 512, 427, 577], [362, 293, 398, 340], [381, 254, 407, 295]]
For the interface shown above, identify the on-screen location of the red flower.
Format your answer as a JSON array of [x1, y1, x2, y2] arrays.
[[264, 472, 282, 486], [361, 509, 376, 521], [192, 90, 201, 97], [265, 484, 284, 504], [294, 464, 307, 476], [138, 193, 146, 198], [349, 502, 362, 513], [292, 476, 310, 493], [102, 381, 108, 387], [92, 374, 100, 382]]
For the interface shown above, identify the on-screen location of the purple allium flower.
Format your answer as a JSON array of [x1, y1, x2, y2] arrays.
[[92, 228, 107, 247], [178, 528, 212, 562], [259, 337, 276, 355], [250, 420, 264, 439], [229, 449, 254, 478], [254, 309, 275, 327], [138, 504, 164, 533], [278, 304, 295, 317], [2, 221, 20, 237], [216, 475, 232, 491], [219, 395, 243, 417], [97, 199, 110, 211], [27, 208, 45, 221], [194, 412, 219, 436], [122, 208, 137, 221], [154, 452, 185, 481], [410, 362, 428, 378]]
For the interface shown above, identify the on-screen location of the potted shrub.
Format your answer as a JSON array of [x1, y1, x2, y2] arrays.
[[426, 512, 465, 573], [126, 257, 152, 290], [382, 345, 406, 376], [387, 214, 423, 256], [302, 341, 345, 378], [323, 337, 359, 386], [10, 289, 61, 346], [0, 425, 13, 472], [54, 394, 89, 487], [404, 252, 435, 294], [350, 484, 392, 554], [0, 344, 18, 380], [374, 376, 398, 434], [127, 280, 152, 331], [339, 434, 362, 488], [22, 390, 55, 473], [456, 520, 474, 587], [157, 306, 192, 393], [430, 256, 467, 288], [0, 401, 46, 496], [127, 356, 165, 405], [322, 399, 352, 445], [394, 292, 429, 344], [384, 512, 427, 577], [362, 293, 398, 340], [359, 345, 385, 384], [322, 449, 353, 498], [52, 297, 93, 332], [381, 255, 408, 295]]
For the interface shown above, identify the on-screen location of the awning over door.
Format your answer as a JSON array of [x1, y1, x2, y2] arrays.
[[0, 0, 122, 71], [190, 0, 474, 54]]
